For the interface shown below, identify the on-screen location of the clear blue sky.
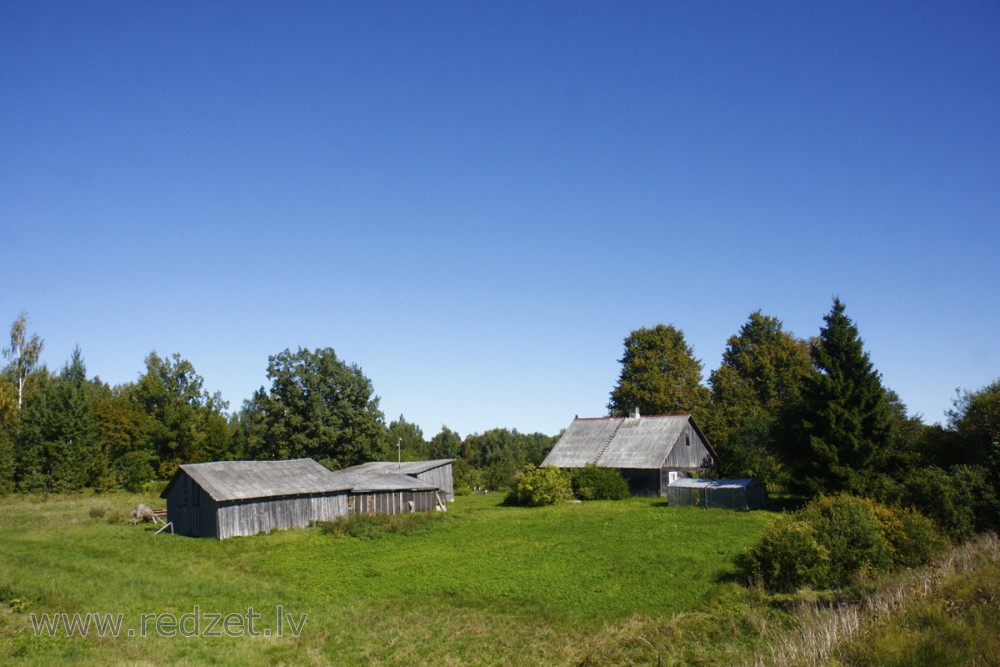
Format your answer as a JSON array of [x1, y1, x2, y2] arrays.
[[2, 1, 998, 438]]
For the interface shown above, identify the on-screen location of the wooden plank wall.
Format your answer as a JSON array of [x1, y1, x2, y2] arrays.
[[214, 493, 348, 540], [416, 464, 454, 501], [347, 490, 438, 516]]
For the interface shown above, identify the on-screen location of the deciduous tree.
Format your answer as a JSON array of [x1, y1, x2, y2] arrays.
[[608, 324, 709, 419], [243, 347, 387, 468]]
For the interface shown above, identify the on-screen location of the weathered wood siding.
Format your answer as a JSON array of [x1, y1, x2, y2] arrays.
[[347, 490, 438, 516], [663, 422, 713, 470], [213, 494, 348, 540], [415, 464, 454, 501], [166, 471, 220, 538], [164, 469, 349, 539]]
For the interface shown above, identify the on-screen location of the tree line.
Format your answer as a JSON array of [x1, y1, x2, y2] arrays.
[[0, 312, 553, 494], [2, 301, 997, 537], [607, 298, 999, 537]]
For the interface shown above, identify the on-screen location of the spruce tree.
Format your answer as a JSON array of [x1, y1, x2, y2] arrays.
[[791, 299, 893, 495]]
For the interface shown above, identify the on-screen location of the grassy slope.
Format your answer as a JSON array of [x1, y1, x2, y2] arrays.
[[0, 493, 774, 666]]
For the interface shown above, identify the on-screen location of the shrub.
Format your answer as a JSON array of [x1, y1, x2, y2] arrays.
[[902, 466, 977, 540], [571, 464, 631, 500], [890, 507, 949, 568], [507, 465, 573, 507], [742, 517, 830, 593], [798, 494, 893, 586]]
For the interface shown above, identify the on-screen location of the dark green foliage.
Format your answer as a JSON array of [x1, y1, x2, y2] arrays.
[[708, 312, 813, 490], [741, 517, 830, 593], [609, 324, 710, 419], [458, 428, 555, 490], [946, 380, 1000, 531], [384, 415, 428, 461], [786, 299, 894, 496], [571, 464, 631, 500], [899, 466, 980, 540], [507, 464, 573, 506], [132, 352, 231, 476], [242, 347, 387, 468]]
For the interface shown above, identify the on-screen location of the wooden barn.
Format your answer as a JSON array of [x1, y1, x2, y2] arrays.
[[666, 477, 768, 511], [542, 410, 716, 497], [327, 466, 446, 515], [337, 459, 455, 501], [161, 458, 351, 540]]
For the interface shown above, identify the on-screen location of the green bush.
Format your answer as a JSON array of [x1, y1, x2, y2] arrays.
[[798, 494, 893, 586], [571, 464, 631, 500], [507, 464, 573, 507], [741, 517, 830, 593], [902, 466, 977, 540], [889, 507, 949, 568]]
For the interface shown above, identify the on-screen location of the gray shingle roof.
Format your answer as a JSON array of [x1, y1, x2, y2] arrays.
[[542, 414, 695, 469], [343, 459, 454, 475], [164, 458, 351, 502], [326, 468, 440, 492]]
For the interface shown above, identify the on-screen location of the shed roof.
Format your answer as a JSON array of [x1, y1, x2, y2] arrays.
[[542, 414, 702, 469], [162, 458, 350, 502], [668, 478, 759, 490], [326, 468, 441, 493], [343, 459, 454, 475]]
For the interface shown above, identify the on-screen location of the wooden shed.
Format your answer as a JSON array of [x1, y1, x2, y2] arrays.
[[542, 410, 716, 497], [666, 477, 768, 511], [337, 459, 455, 501], [326, 467, 446, 515], [161, 458, 350, 539]]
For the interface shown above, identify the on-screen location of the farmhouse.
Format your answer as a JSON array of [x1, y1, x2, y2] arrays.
[[161, 458, 351, 539], [542, 410, 715, 496], [666, 477, 768, 511], [337, 459, 455, 501]]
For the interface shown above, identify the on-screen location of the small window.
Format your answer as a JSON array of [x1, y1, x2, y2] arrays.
[[685, 434, 691, 447]]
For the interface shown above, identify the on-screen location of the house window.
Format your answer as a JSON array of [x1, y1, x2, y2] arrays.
[[685, 434, 691, 447]]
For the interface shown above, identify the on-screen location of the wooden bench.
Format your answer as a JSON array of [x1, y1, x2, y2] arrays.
[[152, 508, 168, 522]]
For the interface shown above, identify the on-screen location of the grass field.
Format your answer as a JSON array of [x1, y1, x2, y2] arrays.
[[0, 492, 777, 665], [3, 493, 996, 666]]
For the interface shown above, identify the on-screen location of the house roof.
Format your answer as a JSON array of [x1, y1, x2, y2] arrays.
[[341, 459, 454, 476], [161, 458, 351, 502], [542, 414, 708, 469]]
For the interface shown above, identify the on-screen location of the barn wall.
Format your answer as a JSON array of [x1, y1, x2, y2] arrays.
[[347, 490, 439, 516], [166, 472, 220, 538], [416, 464, 454, 501], [214, 493, 348, 540], [664, 422, 713, 470]]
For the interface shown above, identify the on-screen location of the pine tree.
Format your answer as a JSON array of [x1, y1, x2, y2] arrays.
[[790, 299, 893, 495]]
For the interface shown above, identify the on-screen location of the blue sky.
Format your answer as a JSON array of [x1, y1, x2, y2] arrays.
[[2, 1, 998, 438]]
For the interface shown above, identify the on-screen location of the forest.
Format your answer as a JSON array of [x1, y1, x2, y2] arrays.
[[1, 300, 997, 539]]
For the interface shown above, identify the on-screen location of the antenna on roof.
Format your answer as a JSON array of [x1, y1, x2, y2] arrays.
[[397, 438, 401, 470]]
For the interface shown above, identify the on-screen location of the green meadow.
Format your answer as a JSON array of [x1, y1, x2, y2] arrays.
[[3, 493, 996, 666], [0, 493, 775, 665]]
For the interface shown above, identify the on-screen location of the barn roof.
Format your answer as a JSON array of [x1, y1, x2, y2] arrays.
[[542, 414, 709, 469], [343, 459, 454, 475], [326, 468, 441, 493], [162, 458, 351, 502]]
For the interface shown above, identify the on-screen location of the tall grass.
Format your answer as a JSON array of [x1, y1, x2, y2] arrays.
[[748, 532, 1000, 667]]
